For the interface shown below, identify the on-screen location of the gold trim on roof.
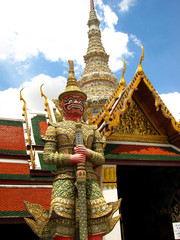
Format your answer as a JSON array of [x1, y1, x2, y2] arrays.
[[92, 79, 127, 126], [98, 73, 142, 139], [107, 133, 168, 143], [143, 76, 180, 132], [90, 61, 180, 142]]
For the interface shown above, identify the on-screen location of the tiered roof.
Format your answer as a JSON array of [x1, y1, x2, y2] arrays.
[[0, 117, 53, 223]]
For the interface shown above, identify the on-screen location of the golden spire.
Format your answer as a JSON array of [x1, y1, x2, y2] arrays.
[[120, 58, 126, 86], [90, 0, 94, 10], [40, 84, 53, 122], [59, 60, 87, 100], [137, 45, 144, 74], [78, 1, 118, 107]]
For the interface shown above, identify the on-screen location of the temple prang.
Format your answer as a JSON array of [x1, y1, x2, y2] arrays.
[[78, 0, 119, 117]]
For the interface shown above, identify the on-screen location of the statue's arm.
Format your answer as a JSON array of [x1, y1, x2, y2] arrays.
[[43, 125, 71, 165], [87, 129, 105, 165]]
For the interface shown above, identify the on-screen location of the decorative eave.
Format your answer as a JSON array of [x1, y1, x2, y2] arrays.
[[143, 76, 180, 132]]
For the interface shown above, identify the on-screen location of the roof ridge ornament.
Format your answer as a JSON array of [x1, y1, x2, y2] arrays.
[[137, 45, 144, 74], [40, 83, 53, 122], [20, 88, 35, 169], [20, 88, 31, 146], [120, 58, 126, 86]]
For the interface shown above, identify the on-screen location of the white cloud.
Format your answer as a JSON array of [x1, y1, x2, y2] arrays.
[[0, 0, 89, 65], [0, 88, 23, 119], [102, 28, 131, 71], [102, 4, 118, 28], [0, 74, 66, 119], [0, 0, 133, 72], [129, 34, 141, 46], [0, 0, 136, 119], [160, 92, 180, 122], [95, 0, 132, 72], [119, 0, 136, 12]]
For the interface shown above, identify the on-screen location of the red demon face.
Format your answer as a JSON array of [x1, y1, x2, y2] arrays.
[[62, 95, 85, 116]]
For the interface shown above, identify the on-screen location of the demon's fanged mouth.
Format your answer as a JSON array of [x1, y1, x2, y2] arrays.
[[66, 104, 84, 111], [63, 95, 85, 114]]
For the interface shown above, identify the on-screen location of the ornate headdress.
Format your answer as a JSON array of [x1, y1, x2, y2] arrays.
[[59, 60, 87, 101]]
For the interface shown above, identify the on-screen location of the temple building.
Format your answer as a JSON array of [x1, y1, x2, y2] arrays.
[[0, 1, 180, 240]]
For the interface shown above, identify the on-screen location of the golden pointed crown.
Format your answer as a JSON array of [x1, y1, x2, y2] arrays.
[[59, 60, 87, 100]]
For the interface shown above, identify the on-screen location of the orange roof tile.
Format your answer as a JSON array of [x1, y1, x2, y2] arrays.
[[111, 145, 179, 155], [39, 121, 48, 136], [0, 125, 26, 151], [0, 163, 30, 175], [0, 188, 52, 212]]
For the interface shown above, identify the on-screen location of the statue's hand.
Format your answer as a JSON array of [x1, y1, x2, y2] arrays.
[[70, 153, 86, 164], [74, 145, 90, 157]]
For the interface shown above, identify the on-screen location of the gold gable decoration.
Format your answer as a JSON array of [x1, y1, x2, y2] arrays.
[[117, 100, 158, 135], [108, 99, 168, 143]]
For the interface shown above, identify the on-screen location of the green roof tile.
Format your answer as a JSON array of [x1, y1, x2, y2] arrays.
[[31, 115, 47, 146]]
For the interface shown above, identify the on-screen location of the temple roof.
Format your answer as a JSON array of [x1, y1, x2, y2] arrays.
[[105, 143, 180, 166], [89, 57, 180, 148], [0, 115, 53, 222]]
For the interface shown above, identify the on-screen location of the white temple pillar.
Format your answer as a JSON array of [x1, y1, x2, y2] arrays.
[[101, 165, 122, 240]]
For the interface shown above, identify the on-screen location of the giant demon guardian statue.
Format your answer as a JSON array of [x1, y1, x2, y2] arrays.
[[24, 60, 121, 240]]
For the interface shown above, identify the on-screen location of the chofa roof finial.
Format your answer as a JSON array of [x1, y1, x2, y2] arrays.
[[120, 58, 126, 86], [137, 45, 144, 74]]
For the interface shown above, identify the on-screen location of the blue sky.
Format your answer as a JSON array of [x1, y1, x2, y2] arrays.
[[0, 0, 179, 120]]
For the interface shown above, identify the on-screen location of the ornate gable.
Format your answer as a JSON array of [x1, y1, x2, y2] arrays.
[[116, 99, 158, 136], [88, 47, 180, 147], [108, 98, 168, 143]]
